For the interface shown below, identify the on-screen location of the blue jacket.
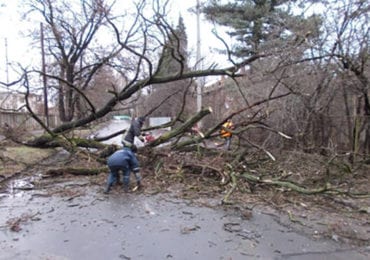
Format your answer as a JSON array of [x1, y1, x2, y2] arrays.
[[107, 148, 140, 173]]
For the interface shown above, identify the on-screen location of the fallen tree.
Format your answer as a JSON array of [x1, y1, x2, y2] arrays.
[[147, 107, 213, 148]]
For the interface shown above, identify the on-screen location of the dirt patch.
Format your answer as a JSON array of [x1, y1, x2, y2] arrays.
[[0, 145, 56, 183], [2, 146, 55, 164]]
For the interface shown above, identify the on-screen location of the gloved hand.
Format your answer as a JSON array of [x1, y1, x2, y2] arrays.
[[132, 181, 143, 191]]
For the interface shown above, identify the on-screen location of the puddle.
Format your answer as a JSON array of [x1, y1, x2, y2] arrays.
[[10, 179, 35, 191], [1, 186, 369, 260]]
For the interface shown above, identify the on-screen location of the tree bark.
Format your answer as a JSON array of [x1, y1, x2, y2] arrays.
[[148, 106, 213, 147], [26, 134, 106, 150]]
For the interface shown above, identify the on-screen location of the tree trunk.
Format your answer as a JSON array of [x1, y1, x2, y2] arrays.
[[148, 107, 212, 147]]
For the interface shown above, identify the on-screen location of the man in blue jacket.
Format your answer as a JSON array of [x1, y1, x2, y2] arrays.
[[104, 147, 142, 193]]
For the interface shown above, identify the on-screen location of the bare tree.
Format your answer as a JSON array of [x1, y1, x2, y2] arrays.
[[330, 0, 370, 158], [0, 0, 264, 148], [10, 0, 369, 162], [24, 0, 119, 123]]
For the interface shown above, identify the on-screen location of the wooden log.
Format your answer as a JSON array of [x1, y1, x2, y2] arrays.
[[148, 106, 212, 147]]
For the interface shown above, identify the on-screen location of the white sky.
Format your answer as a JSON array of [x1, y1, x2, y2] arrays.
[[0, 0, 228, 85]]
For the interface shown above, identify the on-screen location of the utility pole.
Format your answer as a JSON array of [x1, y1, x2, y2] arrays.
[[5, 38, 9, 85], [196, 0, 203, 123], [40, 23, 49, 127]]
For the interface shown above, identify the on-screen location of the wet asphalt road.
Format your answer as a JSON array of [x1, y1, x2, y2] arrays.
[[0, 186, 369, 260]]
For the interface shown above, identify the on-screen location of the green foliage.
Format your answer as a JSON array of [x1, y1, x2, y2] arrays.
[[202, 0, 321, 57]]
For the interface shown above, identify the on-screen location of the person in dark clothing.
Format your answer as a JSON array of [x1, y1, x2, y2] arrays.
[[104, 147, 142, 193], [121, 117, 146, 148], [104, 116, 146, 194]]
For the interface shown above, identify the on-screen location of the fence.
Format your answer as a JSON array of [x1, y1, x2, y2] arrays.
[[0, 111, 59, 130]]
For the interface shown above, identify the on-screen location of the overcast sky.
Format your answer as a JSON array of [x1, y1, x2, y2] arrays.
[[0, 0, 228, 86]]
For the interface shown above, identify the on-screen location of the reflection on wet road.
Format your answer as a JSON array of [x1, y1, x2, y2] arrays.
[[1, 187, 369, 260]]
